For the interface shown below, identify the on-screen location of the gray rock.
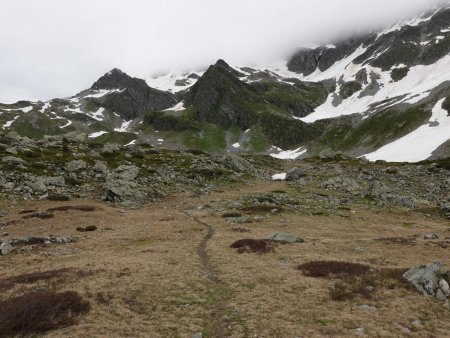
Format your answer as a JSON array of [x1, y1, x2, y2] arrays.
[[403, 261, 448, 296], [67, 160, 87, 172], [103, 165, 146, 207], [390, 195, 415, 208], [0, 241, 13, 255], [439, 278, 450, 297], [93, 161, 108, 175], [221, 154, 253, 172], [225, 216, 254, 224], [266, 232, 304, 243], [114, 165, 139, 180], [319, 149, 341, 160], [424, 234, 439, 240], [365, 181, 389, 199], [45, 176, 65, 187], [285, 167, 306, 181], [27, 177, 47, 194], [320, 176, 361, 194], [436, 289, 447, 302], [192, 333, 203, 338], [2, 156, 27, 166], [102, 143, 121, 155], [5, 147, 17, 154]]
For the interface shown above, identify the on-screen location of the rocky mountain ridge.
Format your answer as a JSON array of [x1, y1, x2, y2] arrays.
[[0, 4, 449, 162]]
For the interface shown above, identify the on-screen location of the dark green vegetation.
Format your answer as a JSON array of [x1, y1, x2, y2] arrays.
[[391, 67, 410, 82], [340, 81, 362, 99], [12, 112, 74, 139], [308, 105, 431, 155], [141, 60, 329, 152]]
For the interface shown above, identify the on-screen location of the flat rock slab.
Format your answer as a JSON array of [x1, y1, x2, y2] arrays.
[[266, 232, 304, 243]]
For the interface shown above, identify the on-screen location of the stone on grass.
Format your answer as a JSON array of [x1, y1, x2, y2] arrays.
[[403, 261, 448, 296], [0, 241, 13, 255], [266, 232, 304, 243]]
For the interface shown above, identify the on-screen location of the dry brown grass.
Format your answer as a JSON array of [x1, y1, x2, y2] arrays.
[[0, 268, 95, 292], [0, 178, 449, 337]]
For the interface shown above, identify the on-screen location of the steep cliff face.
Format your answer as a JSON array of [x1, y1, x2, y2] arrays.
[[91, 68, 177, 120]]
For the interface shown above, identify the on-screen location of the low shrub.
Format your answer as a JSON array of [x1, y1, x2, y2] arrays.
[[230, 239, 274, 254], [0, 291, 90, 336], [298, 261, 371, 278]]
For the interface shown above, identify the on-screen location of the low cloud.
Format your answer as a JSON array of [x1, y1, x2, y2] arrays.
[[0, 0, 447, 102]]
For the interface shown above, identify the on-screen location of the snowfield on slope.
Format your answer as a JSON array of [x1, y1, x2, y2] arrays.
[[362, 98, 450, 162], [298, 54, 450, 123]]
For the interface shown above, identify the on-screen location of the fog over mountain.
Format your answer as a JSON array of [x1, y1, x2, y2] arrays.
[[1, 0, 447, 103]]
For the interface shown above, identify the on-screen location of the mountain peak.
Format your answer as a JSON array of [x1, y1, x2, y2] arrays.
[[91, 68, 131, 90], [214, 59, 231, 68]]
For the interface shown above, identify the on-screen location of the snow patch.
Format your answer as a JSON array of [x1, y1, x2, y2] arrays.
[[145, 71, 204, 92], [84, 89, 125, 99], [60, 120, 72, 128], [272, 173, 287, 181], [164, 101, 185, 112], [88, 131, 108, 138], [232, 142, 240, 148], [87, 107, 105, 121], [362, 98, 450, 162], [40, 102, 50, 113], [2, 116, 19, 129], [270, 147, 307, 160], [125, 140, 136, 146], [114, 120, 132, 132]]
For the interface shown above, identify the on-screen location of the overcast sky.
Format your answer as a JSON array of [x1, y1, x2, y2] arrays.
[[0, 0, 447, 103]]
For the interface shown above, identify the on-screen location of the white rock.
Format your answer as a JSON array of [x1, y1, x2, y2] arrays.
[[0, 242, 13, 255], [436, 289, 447, 302], [439, 279, 450, 297]]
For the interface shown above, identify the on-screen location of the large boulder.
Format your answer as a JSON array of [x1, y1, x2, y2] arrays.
[[403, 262, 448, 297], [285, 167, 306, 181], [2, 156, 27, 167], [102, 165, 146, 207], [221, 155, 253, 172], [67, 160, 87, 172], [45, 176, 65, 187], [26, 177, 47, 194]]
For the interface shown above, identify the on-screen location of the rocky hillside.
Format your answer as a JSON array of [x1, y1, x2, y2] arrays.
[[1, 4, 450, 162]]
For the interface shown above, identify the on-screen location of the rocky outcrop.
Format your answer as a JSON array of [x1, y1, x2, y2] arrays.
[[287, 35, 375, 75], [102, 165, 147, 208], [91, 68, 177, 120], [404, 262, 450, 308]]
